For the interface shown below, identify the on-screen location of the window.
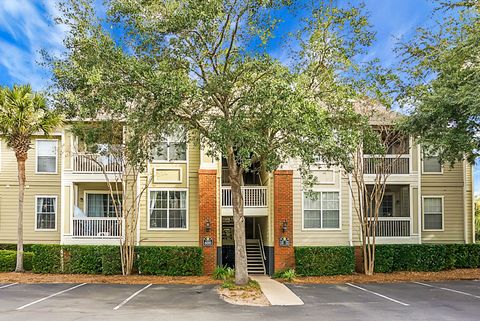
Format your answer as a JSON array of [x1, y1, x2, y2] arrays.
[[86, 193, 122, 217], [153, 133, 186, 162], [423, 197, 443, 230], [423, 151, 442, 173], [149, 190, 187, 229], [303, 191, 340, 229], [36, 140, 57, 173], [36, 197, 56, 230], [380, 194, 394, 217]]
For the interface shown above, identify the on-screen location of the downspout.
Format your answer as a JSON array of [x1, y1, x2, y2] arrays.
[[417, 143, 422, 244], [348, 172, 353, 246], [463, 161, 466, 243]]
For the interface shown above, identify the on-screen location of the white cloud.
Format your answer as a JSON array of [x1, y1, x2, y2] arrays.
[[0, 0, 67, 90]]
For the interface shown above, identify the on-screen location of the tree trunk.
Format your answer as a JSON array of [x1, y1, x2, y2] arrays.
[[15, 158, 26, 273], [227, 150, 248, 285]]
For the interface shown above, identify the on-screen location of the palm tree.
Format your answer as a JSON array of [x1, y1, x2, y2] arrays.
[[0, 85, 62, 272]]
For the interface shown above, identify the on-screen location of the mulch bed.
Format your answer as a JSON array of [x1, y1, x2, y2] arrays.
[[289, 269, 480, 284], [0, 272, 222, 285]]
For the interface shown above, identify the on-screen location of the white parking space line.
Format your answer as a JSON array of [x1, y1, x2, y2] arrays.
[[0, 283, 18, 289], [16, 283, 87, 310], [113, 284, 152, 310], [413, 282, 480, 299], [346, 283, 410, 306]]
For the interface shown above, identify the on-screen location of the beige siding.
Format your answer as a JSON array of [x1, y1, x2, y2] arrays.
[[138, 140, 200, 246], [0, 136, 62, 243], [421, 162, 467, 243], [293, 167, 350, 246]]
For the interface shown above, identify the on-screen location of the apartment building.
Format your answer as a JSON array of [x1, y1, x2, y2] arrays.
[[0, 123, 475, 275]]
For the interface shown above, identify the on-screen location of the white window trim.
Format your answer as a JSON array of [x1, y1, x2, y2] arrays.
[[301, 189, 342, 231], [35, 139, 58, 174], [35, 195, 58, 232], [147, 188, 189, 231], [422, 195, 444, 232], [151, 134, 188, 164], [83, 190, 122, 217], [421, 153, 443, 175]]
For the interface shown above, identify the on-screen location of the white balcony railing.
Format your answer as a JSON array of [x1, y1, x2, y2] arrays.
[[73, 154, 123, 173], [221, 186, 267, 208], [369, 217, 411, 237], [364, 154, 409, 175], [72, 217, 124, 238]]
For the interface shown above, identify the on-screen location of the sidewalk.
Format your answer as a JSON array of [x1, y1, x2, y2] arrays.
[[250, 275, 304, 306]]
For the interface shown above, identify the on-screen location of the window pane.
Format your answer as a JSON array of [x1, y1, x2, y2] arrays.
[[169, 191, 186, 209], [153, 143, 168, 161], [425, 213, 442, 230], [37, 141, 56, 156], [322, 192, 339, 210], [322, 210, 340, 228], [380, 195, 394, 217], [169, 142, 186, 161], [169, 209, 186, 228], [304, 192, 321, 210], [150, 209, 167, 228], [304, 210, 321, 228], [37, 156, 56, 173], [36, 197, 56, 229], [423, 156, 441, 173]]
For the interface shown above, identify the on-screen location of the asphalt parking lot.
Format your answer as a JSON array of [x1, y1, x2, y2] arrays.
[[0, 280, 479, 320]]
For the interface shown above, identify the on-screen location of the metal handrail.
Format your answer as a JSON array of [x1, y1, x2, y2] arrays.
[[257, 224, 266, 261]]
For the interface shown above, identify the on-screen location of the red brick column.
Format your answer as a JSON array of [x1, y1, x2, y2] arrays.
[[273, 170, 295, 272], [199, 169, 217, 274]]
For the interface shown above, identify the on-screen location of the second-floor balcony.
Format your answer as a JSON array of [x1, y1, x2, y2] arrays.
[[221, 186, 268, 217], [73, 153, 123, 173], [364, 154, 409, 175]]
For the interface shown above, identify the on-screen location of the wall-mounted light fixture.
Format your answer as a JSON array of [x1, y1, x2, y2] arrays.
[[282, 220, 288, 233], [205, 218, 211, 233]]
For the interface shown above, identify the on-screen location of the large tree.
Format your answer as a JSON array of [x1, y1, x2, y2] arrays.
[[0, 85, 62, 272], [397, 0, 480, 164], [50, 0, 390, 284]]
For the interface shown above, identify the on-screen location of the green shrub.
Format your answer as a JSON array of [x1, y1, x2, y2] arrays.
[[213, 265, 235, 280], [136, 246, 203, 276], [31, 244, 62, 273], [0, 250, 16, 272], [63, 246, 103, 274], [0, 244, 34, 252], [273, 268, 297, 282], [374, 245, 395, 273], [0, 250, 34, 272], [374, 244, 480, 273], [100, 246, 123, 275], [295, 246, 355, 276]]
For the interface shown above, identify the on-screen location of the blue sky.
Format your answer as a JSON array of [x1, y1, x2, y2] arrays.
[[0, 0, 478, 195]]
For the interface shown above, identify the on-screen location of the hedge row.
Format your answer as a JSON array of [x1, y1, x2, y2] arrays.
[[0, 250, 34, 272], [30, 245, 203, 276], [295, 246, 355, 276], [374, 244, 480, 273]]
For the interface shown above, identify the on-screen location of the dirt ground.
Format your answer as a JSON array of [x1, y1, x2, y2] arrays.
[[289, 268, 480, 284], [218, 286, 270, 306], [0, 272, 222, 285]]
